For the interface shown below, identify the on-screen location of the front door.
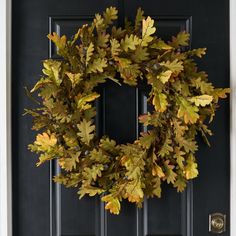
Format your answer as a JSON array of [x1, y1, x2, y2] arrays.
[[12, 0, 230, 236]]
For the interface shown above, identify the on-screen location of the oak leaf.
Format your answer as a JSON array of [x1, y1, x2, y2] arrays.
[[77, 119, 95, 145]]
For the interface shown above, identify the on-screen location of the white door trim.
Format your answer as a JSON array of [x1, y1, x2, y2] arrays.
[[0, 0, 12, 236], [0, 1, 235, 235], [230, 0, 236, 235]]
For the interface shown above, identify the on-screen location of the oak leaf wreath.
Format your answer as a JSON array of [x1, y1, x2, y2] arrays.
[[25, 7, 230, 214]]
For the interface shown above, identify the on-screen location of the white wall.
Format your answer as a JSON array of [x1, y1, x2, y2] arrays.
[[0, 0, 12, 235]]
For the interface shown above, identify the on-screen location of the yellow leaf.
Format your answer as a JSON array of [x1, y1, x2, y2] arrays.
[[157, 70, 172, 84], [152, 165, 165, 178], [125, 180, 144, 203], [184, 154, 199, 180], [47, 32, 67, 51], [110, 38, 121, 57], [142, 16, 156, 46], [77, 119, 95, 145], [212, 88, 230, 102], [35, 132, 57, 151], [86, 42, 94, 65], [36, 153, 54, 166], [76, 93, 100, 110], [188, 48, 207, 58], [58, 153, 80, 171], [151, 40, 173, 50], [65, 72, 82, 88], [189, 95, 213, 107], [102, 195, 121, 215], [93, 14, 105, 30], [120, 34, 141, 52], [174, 147, 185, 169], [152, 92, 168, 112]]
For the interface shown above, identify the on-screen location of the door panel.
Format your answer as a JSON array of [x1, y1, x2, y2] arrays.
[[12, 0, 229, 236]]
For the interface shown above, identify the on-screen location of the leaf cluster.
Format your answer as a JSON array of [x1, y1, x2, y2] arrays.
[[26, 7, 229, 214]]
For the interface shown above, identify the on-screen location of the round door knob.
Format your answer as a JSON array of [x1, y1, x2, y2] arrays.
[[211, 217, 224, 230], [209, 213, 226, 234]]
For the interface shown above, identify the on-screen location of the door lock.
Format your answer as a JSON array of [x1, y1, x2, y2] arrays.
[[209, 213, 226, 234]]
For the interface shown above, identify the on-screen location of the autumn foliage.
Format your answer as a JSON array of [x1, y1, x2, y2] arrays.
[[26, 7, 229, 214]]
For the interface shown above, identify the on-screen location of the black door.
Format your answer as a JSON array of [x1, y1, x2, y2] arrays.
[[12, 0, 230, 236]]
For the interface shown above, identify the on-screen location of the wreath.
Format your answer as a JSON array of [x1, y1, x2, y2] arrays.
[[26, 7, 229, 214]]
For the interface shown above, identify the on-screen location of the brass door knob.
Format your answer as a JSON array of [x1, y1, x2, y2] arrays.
[[209, 213, 226, 234]]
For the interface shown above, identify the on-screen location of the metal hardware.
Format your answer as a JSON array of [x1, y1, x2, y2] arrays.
[[209, 213, 226, 234]]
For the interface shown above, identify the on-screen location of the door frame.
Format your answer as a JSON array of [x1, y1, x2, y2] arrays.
[[0, 0, 235, 235], [0, 0, 12, 236]]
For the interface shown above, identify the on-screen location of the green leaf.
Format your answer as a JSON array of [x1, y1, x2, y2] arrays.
[[164, 161, 177, 184], [132, 46, 149, 62], [171, 31, 190, 48], [187, 48, 207, 58], [125, 179, 144, 203], [174, 147, 185, 169], [120, 34, 141, 52], [36, 153, 54, 167], [65, 72, 82, 88], [135, 8, 144, 31], [78, 186, 105, 198], [77, 119, 95, 145], [97, 33, 109, 48], [99, 137, 118, 154], [110, 38, 121, 57], [139, 131, 156, 148], [89, 149, 110, 164], [58, 153, 80, 171], [177, 97, 199, 124], [181, 138, 198, 153], [151, 40, 173, 50], [191, 77, 214, 94], [87, 58, 107, 73], [160, 59, 183, 74], [48, 32, 67, 52], [103, 7, 118, 25], [76, 92, 100, 110], [42, 60, 62, 86], [152, 177, 162, 197], [158, 133, 173, 157], [82, 164, 104, 182], [86, 42, 94, 65], [174, 176, 186, 192]]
